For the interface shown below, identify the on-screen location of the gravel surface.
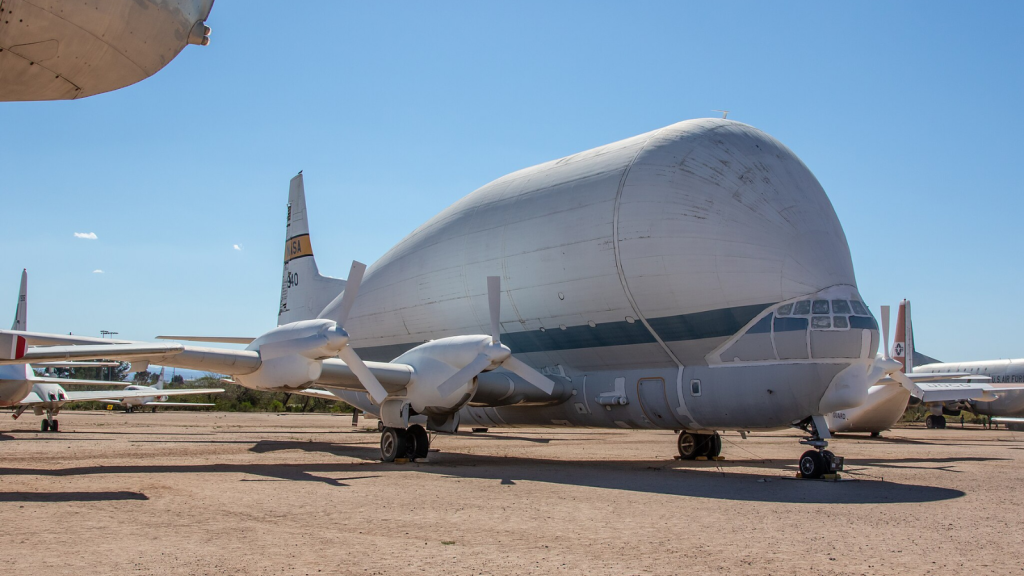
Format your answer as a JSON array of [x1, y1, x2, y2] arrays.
[[1, 411, 1021, 575]]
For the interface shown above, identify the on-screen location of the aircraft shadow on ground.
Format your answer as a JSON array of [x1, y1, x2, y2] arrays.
[[0, 491, 148, 502], [0, 439, 968, 504]]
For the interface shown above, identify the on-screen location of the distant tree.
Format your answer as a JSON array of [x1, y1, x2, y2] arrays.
[[133, 370, 152, 384], [171, 374, 184, 384]]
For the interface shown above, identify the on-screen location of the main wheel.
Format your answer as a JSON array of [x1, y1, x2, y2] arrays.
[[677, 432, 700, 459], [407, 424, 430, 459], [870, 431, 881, 438], [799, 450, 826, 479], [380, 427, 409, 462], [936, 416, 947, 429], [705, 432, 722, 458], [40, 420, 49, 432], [925, 415, 936, 428], [51, 419, 59, 432]]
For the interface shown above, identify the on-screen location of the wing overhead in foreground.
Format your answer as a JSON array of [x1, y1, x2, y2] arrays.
[[156, 336, 256, 344], [2, 343, 185, 365], [32, 377, 136, 386]]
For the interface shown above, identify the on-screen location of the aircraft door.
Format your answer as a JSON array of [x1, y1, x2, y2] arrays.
[[637, 378, 676, 428]]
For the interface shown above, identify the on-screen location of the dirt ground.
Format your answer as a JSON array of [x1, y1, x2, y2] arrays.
[[0, 412, 1021, 576]]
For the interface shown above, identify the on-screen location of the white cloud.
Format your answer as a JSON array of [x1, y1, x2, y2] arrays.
[[74, 232, 98, 240], [93, 269, 104, 274], [233, 244, 243, 251]]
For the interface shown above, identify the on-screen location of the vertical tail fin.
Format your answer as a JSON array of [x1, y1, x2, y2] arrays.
[[892, 299, 914, 373], [11, 269, 26, 331], [154, 367, 165, 390], [278, 172, 348, 326]]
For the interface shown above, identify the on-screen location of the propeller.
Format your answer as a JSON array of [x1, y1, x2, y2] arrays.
[[880, 305, 891, 360], [436, 276, 555, 397], [315, 261, 389, 404]]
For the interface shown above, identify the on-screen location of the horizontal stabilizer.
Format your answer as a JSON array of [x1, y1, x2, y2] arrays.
[[0, 329, 133, 346], [290, 388, 340, 401], [156, 336, 256, 344]]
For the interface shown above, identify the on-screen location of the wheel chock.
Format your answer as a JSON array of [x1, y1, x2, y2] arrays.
[[695, 456, 708, 461], [394, 458, 410, 464], [712, 456, 726, 461]]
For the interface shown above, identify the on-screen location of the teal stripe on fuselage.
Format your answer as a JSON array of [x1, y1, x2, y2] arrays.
[[354, 302, 775, 362]]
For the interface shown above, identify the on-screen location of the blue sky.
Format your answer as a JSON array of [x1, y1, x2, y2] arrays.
[[1, 2, 1021, 361]]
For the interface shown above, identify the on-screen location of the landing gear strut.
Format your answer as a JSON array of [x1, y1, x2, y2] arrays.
[[796, 415, 843, 479], [677, 431, 722, 460], [40, 410, 59, 433], [380, 424, 431, 462]]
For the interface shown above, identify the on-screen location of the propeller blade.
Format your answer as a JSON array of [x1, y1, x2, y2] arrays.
[[889, 369, 918, 393], [437, 353, 493, 398], [880, 305, 891, 360], [500, 355, 555, 395], [338, 346, 388, 404], [318, 261, 367, 326], [487, 276, 501, 344]]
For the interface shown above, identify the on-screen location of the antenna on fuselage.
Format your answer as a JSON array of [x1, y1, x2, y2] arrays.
[[712, 110, 729, 119]]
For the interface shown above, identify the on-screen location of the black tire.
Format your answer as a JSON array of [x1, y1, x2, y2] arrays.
[[936, 416, 947, 429], [677, 432, 700, 459], [408, 424, 430, 459], [925, 415, 935, 429], [706, 433, 722, 458], [821, 449, 835, 472], [51, 420, 59, 432], [41, 420, 49, 432], [869, 431, 881, 438], [471, 427, 489, 433], [799, 450, 826, 479], [380, 427, 409, 462]]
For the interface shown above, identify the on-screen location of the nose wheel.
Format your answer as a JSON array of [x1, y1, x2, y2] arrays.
[[796, 415, 843, 479]]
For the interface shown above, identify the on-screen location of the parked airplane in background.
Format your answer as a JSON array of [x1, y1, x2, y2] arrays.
[[826, 300, 1024, 435], [114, 368, 218, 412], [0, 270, 224, 431], [0, 0, 214, 101], [1, 119, 909, 477]]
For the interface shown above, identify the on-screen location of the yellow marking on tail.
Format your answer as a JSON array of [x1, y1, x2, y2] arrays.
[[284, 234, 313, 262]]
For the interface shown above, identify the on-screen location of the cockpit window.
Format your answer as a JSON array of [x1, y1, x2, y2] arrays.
[[811, 316, 832, 329], [776, 303, 793, 316], [850, 300, 868, 315], [831, 300, 851, 315], [833, 316, 849, 329], [792, 300, 811, 315], [812, 300, 830, 314]]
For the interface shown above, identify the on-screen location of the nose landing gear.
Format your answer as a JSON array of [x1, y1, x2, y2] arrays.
[[796, 415, 843, 479]]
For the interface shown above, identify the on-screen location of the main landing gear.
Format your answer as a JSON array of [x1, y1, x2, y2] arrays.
[[380, 424, 431, 462], [796, 415, 844, 479], [40, 410, 59, 432], [925, 415, 947, 429], [676, 431, 722, 460]]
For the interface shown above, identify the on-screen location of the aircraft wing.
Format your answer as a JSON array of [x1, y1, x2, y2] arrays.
[[992, 417, 1024, 424], [157, 336, 256, 344], [32, 377, 132, 386], [61, 388, 224, 403], [142, 402, 216, 407], [876, 372, 992, 385], [1, 343, 185, 365], [1, 329, 414, 389], [32, 361, 122, 367], [910, 382, 1024, 404]]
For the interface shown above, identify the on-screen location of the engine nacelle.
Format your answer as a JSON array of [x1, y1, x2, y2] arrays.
[[396, 335, 494, 416], [235, 355, 322, 391]]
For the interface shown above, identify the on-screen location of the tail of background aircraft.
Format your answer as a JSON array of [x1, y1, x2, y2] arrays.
[[277, 172, 347, 326], [892, 299, 943, 370], [892, 300, 914, 373], [11, 269, 26, 331], [154, 367, 165, 390]]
